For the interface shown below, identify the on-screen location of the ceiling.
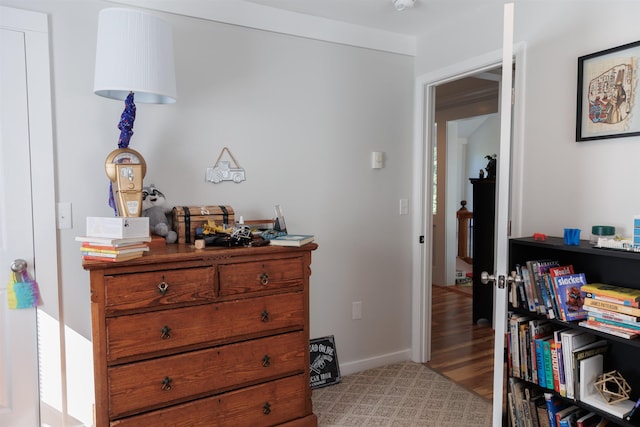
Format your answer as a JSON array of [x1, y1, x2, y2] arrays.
[[244, 0, 511, 37], [113, 0, 517, 55]]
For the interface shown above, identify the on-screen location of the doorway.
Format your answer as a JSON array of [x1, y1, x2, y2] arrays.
[[426, 67, 502, 399], [412, 8, 523, 424], [432, 69, 501, 289]]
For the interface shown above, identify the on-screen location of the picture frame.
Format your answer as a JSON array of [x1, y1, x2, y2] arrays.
[[576, 40, 640, 141], [309, 335, 341, 389]]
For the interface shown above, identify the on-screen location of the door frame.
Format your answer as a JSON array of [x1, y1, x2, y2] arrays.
[[410, 41, 526, 362], [1, 6, 64, 426]]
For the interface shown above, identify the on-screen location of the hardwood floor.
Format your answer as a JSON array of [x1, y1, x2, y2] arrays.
[[426, 284, 495, 401]]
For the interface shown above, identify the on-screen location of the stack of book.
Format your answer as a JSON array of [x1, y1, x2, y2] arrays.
[[76, 236, 151, 262], [77, 216, 151, 262], [579, 283, 640, 339]]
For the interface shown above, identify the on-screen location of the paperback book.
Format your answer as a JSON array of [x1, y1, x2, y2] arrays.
[[75, 235, 152, 246], [548, 265, 574, 319], [553, 273, 588, 321], [80, 244, 149, 255], [584, 298, 640, 317], [268, 234, 315, 247], [583, 305, 640, 323], [82, 251, 145, 262], [586, 315, 640, 331], [571, 339, 608, 401], [579, 320, 640, 339], [561, 330, 597, 400], [582, 283, 640, 308]]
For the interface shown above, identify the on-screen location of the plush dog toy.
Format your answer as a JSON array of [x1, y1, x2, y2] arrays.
[[142, 184, 177, 244]]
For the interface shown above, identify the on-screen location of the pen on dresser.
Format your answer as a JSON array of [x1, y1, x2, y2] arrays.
[[625, 396, 640, 422]]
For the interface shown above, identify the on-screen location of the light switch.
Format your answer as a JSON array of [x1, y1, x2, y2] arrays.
[[399, 199, 409, 215], [371, 151, 384, 169], [57, 202, 72, 229]]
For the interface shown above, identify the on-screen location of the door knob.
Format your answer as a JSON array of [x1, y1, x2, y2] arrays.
[[481, 271, 520, 289], [11, 259, 27, 273]]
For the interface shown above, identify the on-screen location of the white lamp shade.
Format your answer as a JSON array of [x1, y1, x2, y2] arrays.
[[94, 8, 176, 104]]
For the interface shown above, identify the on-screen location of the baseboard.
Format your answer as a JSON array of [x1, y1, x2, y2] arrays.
[[338, 348, 412, 376]]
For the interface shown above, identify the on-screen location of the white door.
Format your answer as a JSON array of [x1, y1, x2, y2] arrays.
[[413, 3, 517, 425], [0, 26, 41, 427], [491, 3, 515, 426], [1, 7, 58, 427]]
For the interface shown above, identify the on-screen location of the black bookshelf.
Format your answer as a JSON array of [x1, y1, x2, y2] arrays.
[[508, 236, 640, 427], [471, 178, 495, 325]]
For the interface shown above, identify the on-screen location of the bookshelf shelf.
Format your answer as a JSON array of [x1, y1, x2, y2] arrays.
[[508, 236, 640, 427]]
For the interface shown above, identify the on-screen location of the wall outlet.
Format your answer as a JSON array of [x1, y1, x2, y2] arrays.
[[352, 301, 362, 320]]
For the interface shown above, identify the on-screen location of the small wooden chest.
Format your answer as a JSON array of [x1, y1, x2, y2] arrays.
[[171, 205, 234, 244]]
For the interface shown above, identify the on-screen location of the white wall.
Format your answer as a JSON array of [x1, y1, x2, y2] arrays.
[[417, 1, 640, 238], [2, 0, 414, 422]]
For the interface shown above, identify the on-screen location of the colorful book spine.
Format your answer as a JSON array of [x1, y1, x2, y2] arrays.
[[553, 329, 567, 397], [536, 261, 560, 315], [551, 340, 561, 392], [584, 291, 639, 308], [549, 265, 574, 319], [544, 274, 558, 318], [521, 267, 536, 312], [581, 283, 640, 306], [542, 338, 554, 389], [526, 261, 543, 314], [535, 337, 548, 388], [583, 305, 640, 323], [586, 315, 640, 331], [583, 298, 640, 317], [544, 392, 568, 427], [520, 322, 531, 380], [529, 319, 554, 385], [579, 320, 640, 339]]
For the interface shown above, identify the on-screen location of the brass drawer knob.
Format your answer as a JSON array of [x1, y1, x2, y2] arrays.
[[160, 325, 171, 339], [157, 281, 169, 295], [161, 376, 172, 391], [262, 355, 271, 367], [263, 402, 271, 415], [261, 310, 270, 322], [260, 272, 269, 286]]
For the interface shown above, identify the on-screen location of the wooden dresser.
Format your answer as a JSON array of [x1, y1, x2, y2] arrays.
[[83, 243, 318, 427]]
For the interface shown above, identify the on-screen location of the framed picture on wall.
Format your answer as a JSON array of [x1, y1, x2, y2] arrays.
[[576, 40, 640, 141]]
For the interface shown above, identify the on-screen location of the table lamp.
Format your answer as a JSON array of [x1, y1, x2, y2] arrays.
[[93, 7, 176, 217]]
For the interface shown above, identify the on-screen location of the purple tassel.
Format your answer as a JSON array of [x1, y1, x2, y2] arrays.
[[109, 92, 136, 215]]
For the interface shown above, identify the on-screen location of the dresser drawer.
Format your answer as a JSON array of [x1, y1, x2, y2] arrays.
[[219, 257, 304, 296], [108, 331, 306, 418], [104, 267, 215, 313], [109, 374, 309, 427], [106, 292, 304, 362]]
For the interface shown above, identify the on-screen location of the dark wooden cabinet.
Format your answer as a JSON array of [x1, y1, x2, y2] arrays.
[[83, 244, 318, 427], [470, 178, 495, 325], [508, 237, 640, 427]]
